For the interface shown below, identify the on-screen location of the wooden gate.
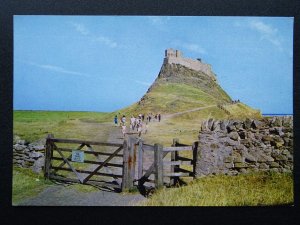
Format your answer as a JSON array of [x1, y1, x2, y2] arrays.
[[44, 134, 198, 192], [44, 134, 129, 191], [137, 138, 198, 189]]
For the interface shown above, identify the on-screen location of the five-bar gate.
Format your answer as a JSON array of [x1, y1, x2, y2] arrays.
[[44, 134, 198, 192]]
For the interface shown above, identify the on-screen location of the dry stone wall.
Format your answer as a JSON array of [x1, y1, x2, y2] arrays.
[[196, 116, 293, 176], [13, 136, 45, 173]]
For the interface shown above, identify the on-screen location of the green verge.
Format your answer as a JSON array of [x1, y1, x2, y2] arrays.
[[12, 166, 53, 205], [137, 172, 293, 206]]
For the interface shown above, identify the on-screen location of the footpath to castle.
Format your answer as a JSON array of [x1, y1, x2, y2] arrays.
[[18, 123, 146, 206]]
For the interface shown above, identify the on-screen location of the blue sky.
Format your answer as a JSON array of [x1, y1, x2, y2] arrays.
[[14, 16, 293, 114]]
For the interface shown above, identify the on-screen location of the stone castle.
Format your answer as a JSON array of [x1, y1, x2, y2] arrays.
[[164, 48, 217, 81]]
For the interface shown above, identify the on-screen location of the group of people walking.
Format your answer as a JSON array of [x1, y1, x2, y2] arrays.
[[113, 112, 162, 138]]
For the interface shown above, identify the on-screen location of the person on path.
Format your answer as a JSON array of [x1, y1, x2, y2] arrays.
[[158, 113, 161, 122], [121, 124, 127, 137], [144, 121, 148, 134], [114, 115, 118, 126], [137, 120, 143, 137], [121, 115, 126, 126], [136, 118, 141, 131], [130, 115, 136, 130]]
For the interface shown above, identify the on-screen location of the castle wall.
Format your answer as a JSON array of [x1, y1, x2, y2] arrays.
[[196, 117, 293, 176], [165, 57, 215, 78], [164, 48, 216, 80]]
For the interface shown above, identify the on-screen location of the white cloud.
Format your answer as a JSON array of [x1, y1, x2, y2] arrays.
[[93, 36, 117, 48], [183, 43, 206, 54], [250, 20, 278, 36], [172, 40, 206, 55], [26, 61, 90, 77], [69, 22, 117, 48], [70, 22, 90, 36], [249, 20, 282, 50]]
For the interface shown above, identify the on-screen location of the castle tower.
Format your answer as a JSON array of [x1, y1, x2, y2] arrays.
[[175, 50, 182, 57], [164, 48, 217, 81]]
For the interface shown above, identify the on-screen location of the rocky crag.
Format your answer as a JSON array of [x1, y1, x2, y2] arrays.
[[122, 49, 260, 119], [196, 116, 293, 176]]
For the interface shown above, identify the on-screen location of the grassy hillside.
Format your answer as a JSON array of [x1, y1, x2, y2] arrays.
[[118, 63, 260, 120], [115, 63, 261, 146], [120, 83, 223, 115]]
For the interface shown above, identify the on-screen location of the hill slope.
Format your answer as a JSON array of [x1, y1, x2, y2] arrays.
[[115, 51, 261, 145], [119, 62, 260, 120]]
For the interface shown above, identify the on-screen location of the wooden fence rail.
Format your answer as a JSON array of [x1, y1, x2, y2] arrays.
[[44, 134, 198, 192], [137, 138, 198, 189]]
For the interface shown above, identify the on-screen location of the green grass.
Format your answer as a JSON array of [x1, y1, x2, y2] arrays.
[[12, 166, 53, 205], [137, 172, 294, 206], [226, 103, 262, 119], [121, 83, 223, 115], [14, 110, 112, 142]]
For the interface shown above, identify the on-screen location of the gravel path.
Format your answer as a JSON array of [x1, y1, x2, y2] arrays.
[[17, 122, 146, 206], [164, 105, 216, 118], [18, 185, 145, 206]]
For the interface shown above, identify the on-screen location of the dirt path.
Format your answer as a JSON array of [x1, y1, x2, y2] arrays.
[[164, 104, 216, 118], [17, 121, 146, 206]]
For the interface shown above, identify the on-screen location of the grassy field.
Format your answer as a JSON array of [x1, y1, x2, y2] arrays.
[[13, 110, 112, 142], [13, 109, 291, 206], [13, 110, 116, 203], [137, 172, 294, 206]]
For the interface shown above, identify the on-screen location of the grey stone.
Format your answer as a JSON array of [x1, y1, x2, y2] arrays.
[[14, 144, 26, 151], [234, 162, 248, 168], [229, 131, 239, 141], [237, 130, 246, 139], [244, 153, 257, 163], [282, 116, 292, 127], [212, 120, 221, 131], [32, 157, 45, 174], [207, 118, 214, 131], [233, 153, 243, 163], [272, 154, 287, 161], [257, 153, 274, 162], [252, 120, 264, 129], [243, 118, 252, 129], [29, 151, 44, 159], [227, 125, 236, 133], [270, 168, 279, 173], [269, 162, 280, 168], [13, 135, 21, 144], [239, 168, 249, 174], [259, 163, 269, 169], [17, 140, 26, 145], [272, 117, 283, 127]]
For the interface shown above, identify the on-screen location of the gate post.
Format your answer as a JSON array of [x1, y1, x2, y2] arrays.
[[137, 138, 143, 187], [44, 134, 54, 180], [170, 138, 179, 186], [154, 143, 164, 189], [192, 141, 199, 178], [128, 136, 137, 189], [122, 139, 129, 191]]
